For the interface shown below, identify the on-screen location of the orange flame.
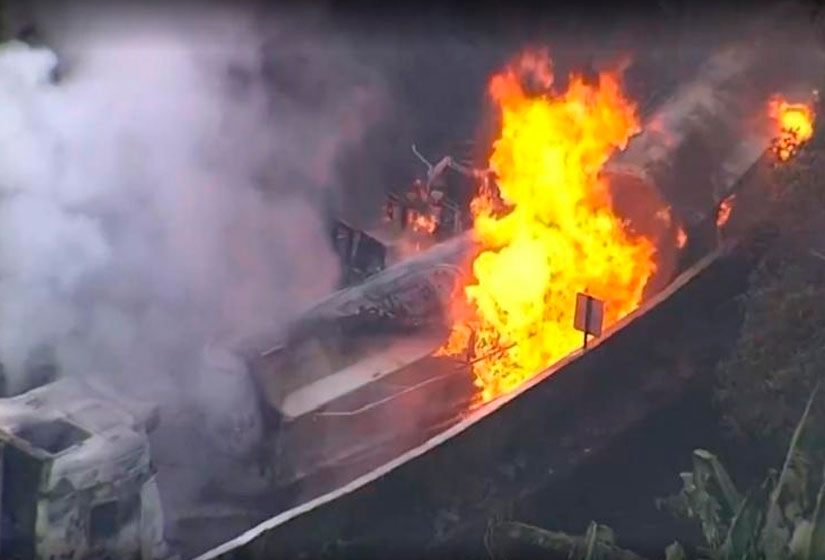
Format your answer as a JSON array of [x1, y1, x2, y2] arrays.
[[716, 195, 735, 228], [437, 50, 657, 402], [676, 226, 688, 249], [408, 210, 437, 234], [770, 97, 815, 162]]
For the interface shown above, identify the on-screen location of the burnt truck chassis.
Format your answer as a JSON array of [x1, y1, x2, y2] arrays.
[[246, 238, 477, 500], [242, 107, 806, 519], [199, 22, 820, 555], [198, 224, 770, 560]]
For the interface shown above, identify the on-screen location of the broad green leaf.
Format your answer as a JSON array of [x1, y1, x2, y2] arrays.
[[789, 519, 812, 559], [596, 523, 616, 546], [489, 522, 649, 560], [719, 475, 772, 560], [694, 449, 743, 515], [664, 541, 686, 560], [806, 463, 825, 559], [761, 382, 822, 558], [660, 466, 728, 549], [584, 521, 598, 560]]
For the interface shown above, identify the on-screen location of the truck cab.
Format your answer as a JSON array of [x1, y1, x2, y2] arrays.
[[0, 378, 171, 560]]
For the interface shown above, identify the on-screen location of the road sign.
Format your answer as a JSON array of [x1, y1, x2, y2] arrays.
[[574, 293, 604, 350]]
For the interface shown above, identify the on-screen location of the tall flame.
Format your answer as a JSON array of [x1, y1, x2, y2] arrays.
[[438, 51, 657, 402], [770, 97, 815, 162]]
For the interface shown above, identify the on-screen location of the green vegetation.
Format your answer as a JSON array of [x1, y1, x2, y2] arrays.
[[483, 100, 825, 560], [715, 118, 825, 454], [487, 385, 825, 559]]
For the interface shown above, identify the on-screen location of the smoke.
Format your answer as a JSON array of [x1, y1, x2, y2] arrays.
[[0, 3, 385, 410], [4, 2, 823, 552]]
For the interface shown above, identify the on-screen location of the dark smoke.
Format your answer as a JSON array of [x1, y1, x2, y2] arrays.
[[2, 1, 824, 556], [0, 0, 389, 542]]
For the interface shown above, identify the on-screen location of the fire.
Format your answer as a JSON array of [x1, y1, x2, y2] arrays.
[[716, 195, 735, 228], [769, 97, 815, 162], [437, 51, 657, 402], [655, 207, 672, 227], [408, 210, 437, 234], [657, 207, 687, 249], [676, 226, 687, 249]]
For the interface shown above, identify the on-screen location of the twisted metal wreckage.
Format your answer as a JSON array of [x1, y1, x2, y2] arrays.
[[194, 37, 823, 560], [0, 17, 822, 560]]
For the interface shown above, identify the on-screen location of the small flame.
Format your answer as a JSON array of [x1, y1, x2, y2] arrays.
[[437, 50, 657, 403], [408, 210, 437, 234], [769, 97, 815, 162], [655, 207, 672, 227], [676, 226, 687, 249], [716, 195, 735, 228]]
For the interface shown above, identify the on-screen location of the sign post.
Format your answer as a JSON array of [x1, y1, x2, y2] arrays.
[[574, 293, 604, 351]]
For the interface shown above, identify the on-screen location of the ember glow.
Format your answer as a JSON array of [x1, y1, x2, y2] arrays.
[[676, 226, 688, 249], [769, 97, 815, 162], [437, 51, 657, 402], [655, 207, 672, 227], [408, 210, 438, 234], [716, 195, 735, 228]]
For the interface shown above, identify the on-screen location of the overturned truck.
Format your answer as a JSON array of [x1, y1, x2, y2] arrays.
[[0, 379, 172, 560], [190, 27, 823, 559], [213, 37, 820, 492]]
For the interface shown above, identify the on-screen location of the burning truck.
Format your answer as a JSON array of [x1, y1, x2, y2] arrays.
[[0, 15, 820, 559], [328, 143, 488, 288], [189, 41, 820, 512]]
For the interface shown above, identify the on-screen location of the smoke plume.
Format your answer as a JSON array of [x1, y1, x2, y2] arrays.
[[0, 3, 385, 410]]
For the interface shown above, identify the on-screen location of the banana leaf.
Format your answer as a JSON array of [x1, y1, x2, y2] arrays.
[[761, 382, 821, 558], [488, 521, 649, 560], [664, 541, 686, 560], [667, 466, 728, 549], [584, 521, 599, 560], [693, 449, 742, 519], [719, 474, 772, 560], [693, 449, 743, 515], [805, 462, 825, 559]]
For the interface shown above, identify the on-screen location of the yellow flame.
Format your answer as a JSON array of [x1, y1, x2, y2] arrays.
[[770, 97, 815, 162], [438, 50, 657, 402]]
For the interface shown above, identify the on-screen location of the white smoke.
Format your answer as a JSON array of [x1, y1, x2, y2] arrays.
[[0, 5, 384, 410]]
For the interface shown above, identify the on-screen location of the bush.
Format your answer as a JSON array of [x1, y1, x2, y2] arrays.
[[715, 126, 825, 455], [487, 385, 825, 560]]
